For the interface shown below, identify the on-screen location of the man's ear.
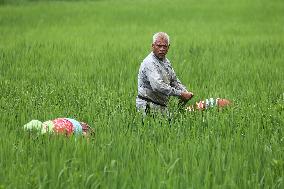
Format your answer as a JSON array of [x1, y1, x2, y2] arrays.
[[168, 44, 170, 49]]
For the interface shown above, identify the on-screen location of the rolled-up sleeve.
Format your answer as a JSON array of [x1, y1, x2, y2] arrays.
[[146, 64, 182, 96]]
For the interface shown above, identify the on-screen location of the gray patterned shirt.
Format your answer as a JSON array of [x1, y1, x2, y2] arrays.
[[136, 52, 188, 107]]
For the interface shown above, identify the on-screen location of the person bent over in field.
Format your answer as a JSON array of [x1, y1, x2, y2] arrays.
[[136, 32, 194, 115], [186, 98, 231, 112], [23, 118, 94, 137]]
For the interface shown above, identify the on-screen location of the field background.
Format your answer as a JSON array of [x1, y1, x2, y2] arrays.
[[0, 0, 283, 188]]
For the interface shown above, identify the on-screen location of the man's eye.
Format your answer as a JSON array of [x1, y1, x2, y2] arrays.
[[157, 45, 168, 48]]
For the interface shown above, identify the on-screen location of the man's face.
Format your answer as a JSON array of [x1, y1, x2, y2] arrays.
[[152, 37, 170, 60]]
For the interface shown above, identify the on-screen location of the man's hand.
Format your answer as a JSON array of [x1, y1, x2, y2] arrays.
[[180, 91, 194, 102]]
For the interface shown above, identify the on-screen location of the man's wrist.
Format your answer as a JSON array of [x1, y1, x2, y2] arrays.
[[176, 90, 182, 96]]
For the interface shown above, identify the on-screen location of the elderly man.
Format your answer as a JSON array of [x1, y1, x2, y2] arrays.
[[136, 32, 193, 114]]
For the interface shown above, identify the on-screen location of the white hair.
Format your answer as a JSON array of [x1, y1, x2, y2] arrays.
[[152, 32, 170, 44]]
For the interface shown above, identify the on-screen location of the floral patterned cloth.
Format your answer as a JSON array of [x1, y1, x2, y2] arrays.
[[24, 118, 91, 135]]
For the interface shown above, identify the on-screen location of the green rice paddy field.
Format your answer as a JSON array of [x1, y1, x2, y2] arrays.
[[0, 0, 284, 188]]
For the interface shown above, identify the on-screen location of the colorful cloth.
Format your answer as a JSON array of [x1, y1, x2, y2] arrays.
[[52, 118, 74, 135], [23, 118, 91, 136], [65, 118, 82, 134], [186, 98, 229, 111], [186, 98, 218, 111]]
